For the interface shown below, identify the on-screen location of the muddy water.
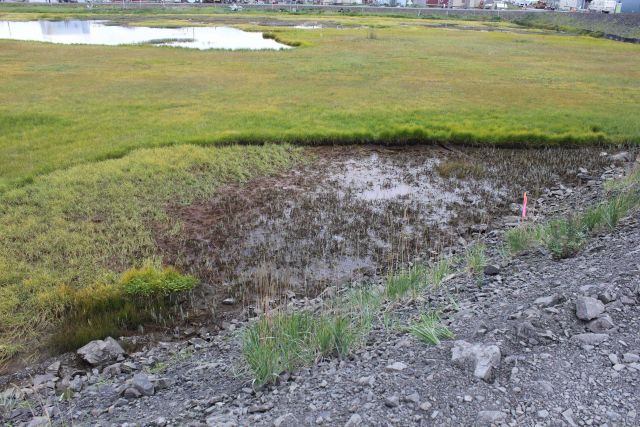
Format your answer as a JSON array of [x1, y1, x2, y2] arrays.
[[157, 145, 612, 318]]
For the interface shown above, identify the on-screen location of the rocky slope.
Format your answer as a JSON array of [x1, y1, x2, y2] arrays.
[[2, 156, 639, 427]]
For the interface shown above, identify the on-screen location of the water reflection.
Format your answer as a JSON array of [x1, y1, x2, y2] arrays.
[[0, 20, 290, 50]]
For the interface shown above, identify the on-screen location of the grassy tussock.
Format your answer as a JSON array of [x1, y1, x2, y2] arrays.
[[242, 288, 381, 386], [464, 242, 487, 277], [407, 311, 454, 346], [505, 169, 640, 259], [0, 144, 301, 366]]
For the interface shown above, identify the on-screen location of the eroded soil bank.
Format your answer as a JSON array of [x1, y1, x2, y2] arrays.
[[157, 145, 614, 326]]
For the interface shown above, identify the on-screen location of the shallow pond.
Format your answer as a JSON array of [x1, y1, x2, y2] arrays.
[[156, 146, 616, 315], [0, 20, 290, 50]]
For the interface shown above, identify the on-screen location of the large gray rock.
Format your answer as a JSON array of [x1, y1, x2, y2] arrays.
[[575, 297, 605, 321], [451, 340, 501, 382], [587, 315, 615, 332], [77, 337, 125, 366], [131, 373, 154, 397]]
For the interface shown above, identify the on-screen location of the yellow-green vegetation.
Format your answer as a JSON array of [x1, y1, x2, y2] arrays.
[[50, 264, 197, 353], [1, 7, 640, 190], [436, 160, 486, 180], [505, 166, 640, 259], [0, 143, 301, 365]]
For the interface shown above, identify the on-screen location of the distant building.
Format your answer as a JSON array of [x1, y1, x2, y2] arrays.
[[620, 0, 640, 11], [557, 0, 586, 9]]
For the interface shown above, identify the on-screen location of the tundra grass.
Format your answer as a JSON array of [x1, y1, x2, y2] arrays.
[[0, 143, 301, 367], [1, 9, 639, 190]]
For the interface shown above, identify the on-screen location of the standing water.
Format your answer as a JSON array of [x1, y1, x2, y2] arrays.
[[0, 20, 291, 50]]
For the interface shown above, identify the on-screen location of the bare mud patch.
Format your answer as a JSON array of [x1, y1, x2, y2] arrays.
[[156, 145, 613, 322]]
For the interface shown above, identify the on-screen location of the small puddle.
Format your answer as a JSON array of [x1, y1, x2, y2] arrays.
[[0, 20, 290, 50]]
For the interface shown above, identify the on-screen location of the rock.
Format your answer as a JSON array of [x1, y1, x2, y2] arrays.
[[484, 265, 500, 276], [597, 289, 617, 304], [77, 337, 125, 366], [222, 298, 236, 306], [609, 151, 630, 163], [562, 408, 577, 427], [476, 410, 506, 425], [571, 333, 609, 345], [451, 340, 501, 382], [575, 297, 605, 321], [419, 402, 433, 411], [622, 353, 640, 363], [32, 373, 56, 387], [344, 413, 362, 427], [620, 295, 636, 305], [46, 361, 61, 376], [404, 392, 420, 403], [384, 395, 400, 408], [27, 417, 50, 427], [537, 409, 549, 419], [273, 413, 299, 427], [248, 403, 274, 413], [206, 414, 237, 427], [534, 294, 565, 308], [131, 373, 154, 396], [385, 362, 407, 372], [123, 387, 141, 399], [587, 315, 615, 332]]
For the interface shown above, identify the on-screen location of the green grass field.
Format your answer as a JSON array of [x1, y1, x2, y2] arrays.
[[0, 5, 639, 368], [1, 7, 639, 190]]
